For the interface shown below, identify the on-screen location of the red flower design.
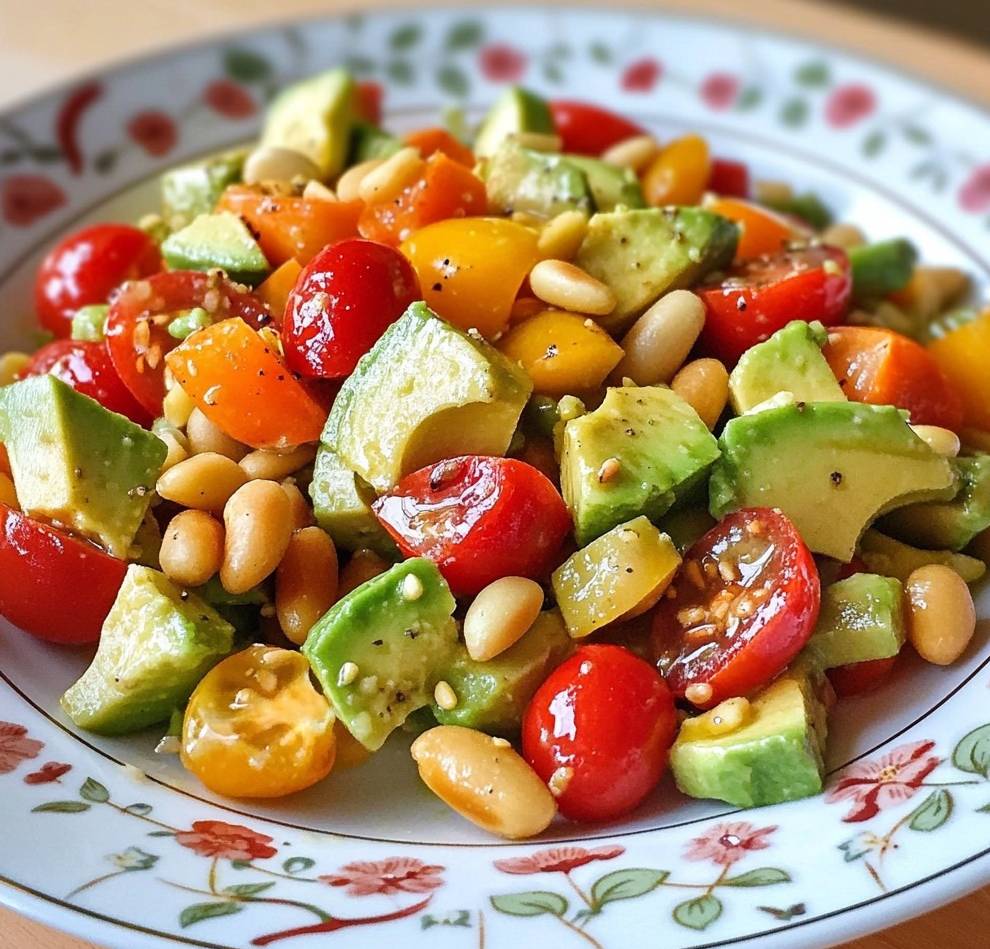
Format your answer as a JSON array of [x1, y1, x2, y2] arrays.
[[958, 163, 990, 214], [684, 821, 777, 867], [494, 845, 625, 875], [0, 722, 44, 772], [826, 739, 940, 822], [127, 110, 177, 156], [479, 44, 527, 83], [204, 80, 257, 119], [24, 761, 72, 784], [701, 73, 740, 111], [824, 83, 876, 128], [320, 858, 445, 896], [621, 57, 663, 93], [1, 175, 66, 227], [175, 820, 277, 861]]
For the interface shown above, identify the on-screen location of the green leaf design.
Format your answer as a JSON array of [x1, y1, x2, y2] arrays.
[[390, 24, 422, 51], [673, 893, 723, 931], [229, 859, 253, 869], [780, 98, 809, 128], [909, 789, 953, 831], [147, 831, 175, 838], [436, 65, 470, 98], [223, 882, 276, 897], [901, 124, 933, 145], [79, 778, 109, 803], [490, 891, 568, 917], [32, 801, 90, 814], [283, 857, 316, 875], [590, 868, 668, 908], [589, 42, 612, 64], [223, 48, 272, 83], [542, 62, 564, 84], [179, 902, 242, 928], [953, 723, 990, 777], [723, 867, 791, 887], [736, 87, 763, 111], [838, 834, 872, 862], [977, 802, 990, 813], [862, 130, 887, 157], [758, 903, 806, 921], [93, 149, 118, 174], [795, 60, 830, 87], [445, 21, 483, 51], [344, 55, 375, 77], [386, 60, 415, 85], [112, 847, 158, 871], [123, 803, 152, 816]]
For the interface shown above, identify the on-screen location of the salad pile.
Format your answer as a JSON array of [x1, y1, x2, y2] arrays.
[[1, 69, 988, 839]]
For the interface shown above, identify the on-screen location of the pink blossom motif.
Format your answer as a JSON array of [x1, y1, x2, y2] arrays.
[[701, 73, 740, 111], [479, 44, 527, 83], [684, 821, 777, 866], [826, 739, 940, 822], [320, 858, 445, 896], [0, 175, 66, 227], [824, 83, 876, 128], [495, 845, 625, 875], [126, 110, 177, 156], [175, 820, 278, 861], [0, 722, 44, 773], [958, 163, 990, 214], [204, 80, 257, 119], [621, 57, 663, 93], [24, 761, 72, 784]]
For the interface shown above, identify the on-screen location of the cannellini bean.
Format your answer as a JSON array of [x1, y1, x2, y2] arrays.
[[0, 472, 18, 509], [463, 577, 544, 661], [221, 480, 294, 595], [276, 527, 338, 645], [612, 290, 706, 385], [905, 565, 976, 665], [537, 210, 589, 261], [186, 408, 248, 461], [357, 147, 424, 205], [158, 431, 189, 472], [337, 549, 391, 599], [529, 259, 616, 316], [671, 358, 729, 430], [753, 179, 794, 205], [160, 510, 224, 587], [243, 145, 321, 185], [600, 134, 660, 172], [163, 384, 196, 429], [282, 480, 316, 530], [240, 445, 317, 481], [302, 180, 338, 202], [910, 424, 961, 458], [335, 159, 384, 202], [820, 222, 866, 250], [157, 452, 249, 511]]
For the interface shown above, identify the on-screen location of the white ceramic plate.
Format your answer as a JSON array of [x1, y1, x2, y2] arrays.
[[1, 8, 989, 948]]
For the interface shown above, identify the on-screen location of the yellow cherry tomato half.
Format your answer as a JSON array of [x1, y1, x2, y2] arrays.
[[181, 645, 336, 798], [401, 218, 540, 338], [642, 134, 711, 207]]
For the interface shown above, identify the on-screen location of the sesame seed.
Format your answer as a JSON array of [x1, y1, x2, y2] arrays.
[[434, 680, 458, 710], [337, 662, 360, 686], [717, 559, 739, 583], [597, 457, 621, 483], [685, 682, 714, 706], [203, 384, 221, 406], [401, 573, 424, 601]]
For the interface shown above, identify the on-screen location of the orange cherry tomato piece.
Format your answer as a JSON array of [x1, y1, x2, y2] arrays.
[[705, 197, 797, 261], [403, 127, 475, 166], [927, 309, 990, 432], [642, 134, 711, 207], [254, 259, 302, 323]]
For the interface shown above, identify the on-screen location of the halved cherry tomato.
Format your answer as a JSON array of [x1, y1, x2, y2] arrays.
[[217, 186, 362, 266], [35, 224, 160, 337], [708, 157, 750, 198], [827, 655, 898, 698], [283, 238, 420, 379], [698, 245, 852, 365], [823, 325, 964, 431], [0, 502, 126, 644], [23, 339, 150, 426], [372, 455, 571, 596], [354, 80, 384, 125], [522, 644, 677, 822], [182, 645, 336, 798], [705, 197, 797, 261], [105, 271, 271, 417], [165, 317, 328, 449], [549, 100, 645, 155], [403, 127, 475, 166], [652, 508, 821, 708], [642, 135, 712, 207]]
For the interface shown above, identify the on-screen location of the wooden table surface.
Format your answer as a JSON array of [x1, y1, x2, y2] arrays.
[[0, 1, 987, 946]]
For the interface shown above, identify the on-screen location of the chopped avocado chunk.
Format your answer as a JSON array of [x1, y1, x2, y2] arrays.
[[728, 320, 846, 414], [161, 212, 269, 286], [310, 444, 397, 556], [710, 401, 956, 561], [348, 122, 403, 163], [166, 307, 212, 341], [575, 208, 739, 333], [474, 86, 554, 158], [565, 155, 646, 211], [761, 191, 832, 230], [0, 375, 165, 557], [881, 454, 990, 551], [71, 304, 108, 342], [849, 239, 918, 302], [303, 558, 459, 750], [660, 507, 716, 552], [858, 529, 985, 583], [161, 148, 246, 231], [61, 566, 234, 735], [131, 511, 162, 568], [553, 516, 681, 639], [670, 669, 829, 807], [560, 386, 719, 545], [324, 302, 532, 492], [261, 68, 354, 178], [432, 611, 573, 734], [806, 573, 905, 668], [484, 140, 592, 218]]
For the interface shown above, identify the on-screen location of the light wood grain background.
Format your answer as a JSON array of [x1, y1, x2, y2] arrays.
[[0, 2, 987, 947]]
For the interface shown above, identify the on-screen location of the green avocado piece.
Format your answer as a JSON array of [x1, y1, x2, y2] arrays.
[[324, 302, 532, 492], [806, 573, 905, 669], [484, 140, 593, 218], [261, 68, 355, 178], [881, 454, 990, 552], [161, 148, 246, 231], [761, 191, 833, 230], [161, 212, 269, 286], [575, 208, 739, 333], [0, 376, 165, 557], [849, 239, 918, 303], [474, 86, 554, 158], [310, 444, 397, 556], [710, 402, 956, 561], [432, 611, 573, 735], [565, 155, 646, 211], [670, 669, 829, 807], [132, 511, 162, 568], [61, 566, 234, 735], [728, 320, 846, 414], [303, 558, 459, 750], [348, 121, 403, 163], [858, 529, 986, 583], [660, 507, 716, 553], [70, 304, 108, 342]]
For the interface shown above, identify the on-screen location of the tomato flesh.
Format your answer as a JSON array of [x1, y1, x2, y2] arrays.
[[707, 157, 750, 198], [548, 100, 645, 155], [827, 655, 898, 698], [652, 508, 821, 707], [372, 455, 572, 596], [522, 644, 677, 822]]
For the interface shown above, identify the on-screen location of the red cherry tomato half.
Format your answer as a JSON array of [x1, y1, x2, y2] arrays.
[[707, 157, 750, 198], [522, 644, 677, 822], [652, 508, 821, 708], [355, 81, 384, 125], [283, 238, 420, 379], [827, 655, 898, 698], [548, 100, 646, 156], [0, 502, 127, 644], [372, 455, 572, 596], [105, 271, 271, 417], [698, 245, 852, 365], [23, 339, 151, 426], [34, 224, 160, 337]]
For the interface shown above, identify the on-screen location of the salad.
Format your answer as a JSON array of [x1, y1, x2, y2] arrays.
[[0, 68, 987, 839]]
